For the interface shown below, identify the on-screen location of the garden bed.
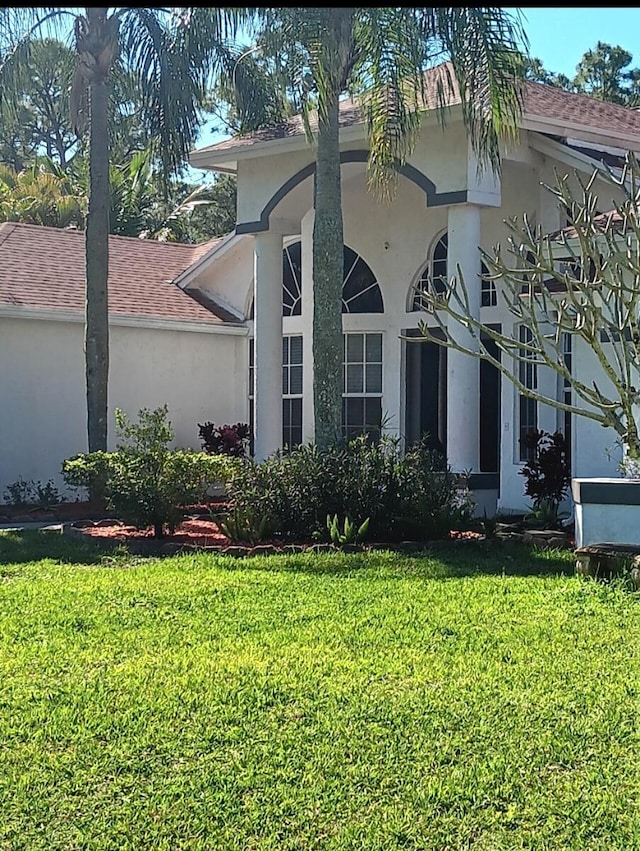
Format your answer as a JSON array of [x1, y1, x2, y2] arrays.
[[65, 514, 485, 556]]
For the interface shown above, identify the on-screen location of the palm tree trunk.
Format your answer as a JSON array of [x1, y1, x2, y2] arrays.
[[85, 74, 109, 452], [313, 88, 344, 450]]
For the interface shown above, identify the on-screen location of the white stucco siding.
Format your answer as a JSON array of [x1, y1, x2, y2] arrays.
[[236, 149, 315, 227], [0, 315, 246, 497], [186, 239, 254, 318]]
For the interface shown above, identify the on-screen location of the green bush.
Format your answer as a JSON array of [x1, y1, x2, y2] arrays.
[[63, 406, 234, 537], [226, 436, 474, 542]]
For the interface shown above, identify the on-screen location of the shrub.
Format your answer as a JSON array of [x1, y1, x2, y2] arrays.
[[3, 477, 36, 507], [198, 422, 251, 457], [63, 406, 234, 537], [225, 436, 473, 542], [3, 477, 62, 509], [519, 430, 570, 509]]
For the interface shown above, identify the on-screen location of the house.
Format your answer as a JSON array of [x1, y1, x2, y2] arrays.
[[3, 64, 640, 513], [0, 223, 246, 493]]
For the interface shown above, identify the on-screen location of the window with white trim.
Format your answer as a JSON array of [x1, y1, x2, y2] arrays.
[[411, 231, 493, 310], [248, 335, 303, 452], [342, 332, 383, 441], [250, 241, 383, 318], [518, 324, 537, 461], [282, 335, 303, 448], [411, 232, 448, 310]]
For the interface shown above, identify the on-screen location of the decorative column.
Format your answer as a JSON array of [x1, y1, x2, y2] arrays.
[[446, 203, 481, 471], [253, 231, 283, 460]]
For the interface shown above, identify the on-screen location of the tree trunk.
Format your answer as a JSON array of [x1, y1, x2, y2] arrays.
[[313, 89, 344, 450], [85, 75, 109, 452]]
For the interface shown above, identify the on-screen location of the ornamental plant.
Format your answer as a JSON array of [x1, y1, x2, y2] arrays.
[[198, 421, 251, 457], [63, 405, 233, 537], [519, 429, 571, 529]]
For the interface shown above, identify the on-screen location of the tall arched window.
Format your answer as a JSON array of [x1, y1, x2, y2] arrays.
[[410, 232, 448, 311], [410, 231, 495, 310], [250, 241, 383, 317], [341, 246, 383, 313]]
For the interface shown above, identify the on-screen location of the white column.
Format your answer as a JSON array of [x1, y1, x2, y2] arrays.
[[253, 231, 283, 460], [301, 210, 315, 444], [446, 203, 481, 471]]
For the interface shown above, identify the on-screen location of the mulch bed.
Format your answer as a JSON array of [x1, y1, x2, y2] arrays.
[[3, 499, 573, 556], [62, 507, 487, 557]]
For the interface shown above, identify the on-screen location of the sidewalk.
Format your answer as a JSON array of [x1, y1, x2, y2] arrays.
[[0, 521, 64, 532]]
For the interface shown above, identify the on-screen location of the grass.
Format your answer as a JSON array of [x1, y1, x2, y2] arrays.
[[0, 531, 638, 850]]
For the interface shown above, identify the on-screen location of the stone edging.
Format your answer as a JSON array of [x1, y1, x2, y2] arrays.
[[63, 520, 495, 557]]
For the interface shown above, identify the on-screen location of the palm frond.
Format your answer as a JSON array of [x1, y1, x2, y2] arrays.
[[430, 6, 528, 175]]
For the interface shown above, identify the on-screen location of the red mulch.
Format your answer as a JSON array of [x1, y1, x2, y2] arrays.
[[79, 518, 483, 549], [82, 518, 230, 548]]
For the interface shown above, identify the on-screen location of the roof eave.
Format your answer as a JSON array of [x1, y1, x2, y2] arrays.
[[521, 112, 640, 153]]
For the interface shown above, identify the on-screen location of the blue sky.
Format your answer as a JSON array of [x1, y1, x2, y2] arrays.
[[508, 7, 640, 77]]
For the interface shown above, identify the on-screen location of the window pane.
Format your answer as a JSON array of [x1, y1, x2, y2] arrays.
[[346, 333, 364, 363], [365, 363, 382, 393], [289, 365, 303, 395], [365, 333, 383, 363], [289, 335, 303, 364], [346, 364, 364, 394], [282, 366, 288, 396], [364, 397, 382, 431], [283, 398, 303, 449]]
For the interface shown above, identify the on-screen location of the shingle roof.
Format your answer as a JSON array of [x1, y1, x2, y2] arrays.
[[193, 63, 640, 160], [549, 209, 629, 242], [0, 222, 230, 323]]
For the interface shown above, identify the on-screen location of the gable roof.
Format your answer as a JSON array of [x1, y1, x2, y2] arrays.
[[191, 63, 640, 168], [0, 222, 235, 324]]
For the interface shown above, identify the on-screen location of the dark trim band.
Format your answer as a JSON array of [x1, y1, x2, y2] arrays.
[[236, 149, 468, 235]]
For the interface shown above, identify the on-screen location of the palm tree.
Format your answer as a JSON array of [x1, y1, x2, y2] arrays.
[[0, 7, 252, 452], [258, 7, 528, 449]]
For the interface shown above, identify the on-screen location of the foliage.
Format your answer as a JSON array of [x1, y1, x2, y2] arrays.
[[525, 41, 640, 107], [1, 7, 261, 456], [2, 477, 62, 509], [62, 405, 232, 538], [519, 430, 571, 510], [523, 497, 570, 531], [255, 7, 526, 448], [0, 159, 85, 227], [415, 150, 640, 464], [326, 514, 370, 548], [214, 504, 270, 545], [226, 436, 474, 542], [198, 421, 251, 458]]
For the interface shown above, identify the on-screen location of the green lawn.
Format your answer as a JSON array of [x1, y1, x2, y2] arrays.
[[1, 531, 638, 851]]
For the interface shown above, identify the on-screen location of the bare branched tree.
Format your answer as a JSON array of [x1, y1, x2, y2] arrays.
[[411, 151, 640, 464]]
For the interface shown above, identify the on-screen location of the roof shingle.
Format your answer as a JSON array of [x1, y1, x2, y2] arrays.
[[0, 222, 228, 323], [193, 64, 640, 159]]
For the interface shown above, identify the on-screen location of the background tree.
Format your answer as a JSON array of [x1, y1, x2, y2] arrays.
[[524, 41, 640, 107], [0, 8, 256, 454], [257, 7, 527, 449], [413, 153, 640, 468], [0, 158, 84, 227]]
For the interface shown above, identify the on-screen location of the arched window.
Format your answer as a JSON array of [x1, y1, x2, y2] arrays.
[[250, 241, 383, 317], [283, 241, 302, 316], [341, 246, 383, 313], [410, 231, 495, 310], [410, 232, 448, 311]]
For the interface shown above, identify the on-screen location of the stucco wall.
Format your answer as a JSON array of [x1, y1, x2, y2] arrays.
[[197, 121, 631, 514], [0, 315, 247, 499]]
